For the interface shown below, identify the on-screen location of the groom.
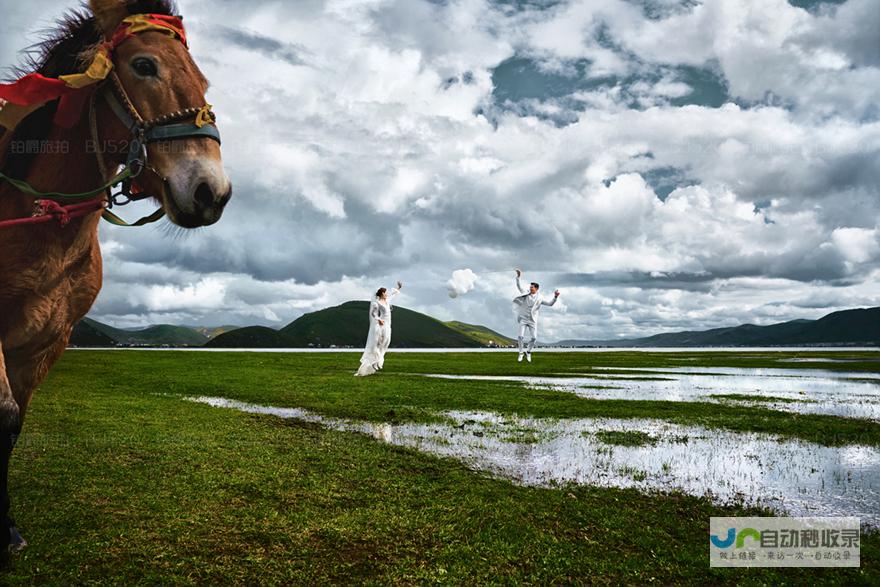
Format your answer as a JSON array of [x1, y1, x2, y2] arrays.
[[513, 269, 560, 362]]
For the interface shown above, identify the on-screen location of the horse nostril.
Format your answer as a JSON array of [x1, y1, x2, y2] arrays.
[[218, 186, 233, 206], [194, 182, 214, 210]]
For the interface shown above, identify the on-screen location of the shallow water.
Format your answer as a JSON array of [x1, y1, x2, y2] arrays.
[[778, 357, 880, 363], [424, 366, 880, 421], [188, 396, 880, 527]]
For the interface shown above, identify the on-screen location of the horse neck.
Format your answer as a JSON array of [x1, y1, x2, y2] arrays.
[[0, 114, 104, 240]]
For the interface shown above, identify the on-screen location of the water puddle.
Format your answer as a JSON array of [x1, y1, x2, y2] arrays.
[[187, 396, 880, 527], [778, 357, 880, 364], [423, 367, 880, 421], [590, 366, 880, 379]]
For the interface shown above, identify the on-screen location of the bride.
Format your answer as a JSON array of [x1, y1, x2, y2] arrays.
[[355, 281, 403, 376]]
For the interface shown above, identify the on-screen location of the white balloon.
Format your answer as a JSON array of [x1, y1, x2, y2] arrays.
[[446, 268, 478, 299]]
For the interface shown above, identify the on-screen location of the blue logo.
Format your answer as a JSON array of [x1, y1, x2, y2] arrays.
[[711, 527, 761, 548]]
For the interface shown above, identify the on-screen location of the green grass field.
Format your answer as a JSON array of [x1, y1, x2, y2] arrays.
[[3, 349, 878, 584]]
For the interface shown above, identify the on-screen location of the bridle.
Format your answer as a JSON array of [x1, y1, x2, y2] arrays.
[[0, 12, 222, 229], [88, 69, 221, 225]]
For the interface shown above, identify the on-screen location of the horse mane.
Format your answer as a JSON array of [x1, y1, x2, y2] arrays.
[[1, 0, 177, 177]]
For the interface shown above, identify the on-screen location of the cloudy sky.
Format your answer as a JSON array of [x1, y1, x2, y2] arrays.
[[3, 0, 879, 341]]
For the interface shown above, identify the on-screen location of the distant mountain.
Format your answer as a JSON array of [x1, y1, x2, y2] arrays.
[[207, 301, 489, 348], [70, 318, 228, 347], [72, 306, 880, 350], [122, 324, 209, 346], [202, 326, 289, 348], [69, 318, 116, 347], [556, 307, 880, 347], [445, 321, 516, 347], [190, 325, 240, 339]]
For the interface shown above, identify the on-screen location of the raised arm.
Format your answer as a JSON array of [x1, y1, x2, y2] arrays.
[[541, 290, 561, 307], [388, 281, 403, 304], [515, 269, 526, 294]]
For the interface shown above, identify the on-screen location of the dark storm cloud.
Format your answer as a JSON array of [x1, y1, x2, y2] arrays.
[[490, 0, 567, 10], [720, 147, 880, 227], [556, 271, 716, 291], [700, 248, 850, 284], [555, 247, 852, 290], [105, 176, 413, 285], [787, 0, 848, 11], [212, 25, 309, 67]]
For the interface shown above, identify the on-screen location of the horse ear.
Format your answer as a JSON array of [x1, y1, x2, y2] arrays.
[[90, 0, 129, 40]]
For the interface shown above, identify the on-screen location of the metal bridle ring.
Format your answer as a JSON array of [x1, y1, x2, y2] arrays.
[[112, 192, 132, 206], [129, 158, 145, 179]]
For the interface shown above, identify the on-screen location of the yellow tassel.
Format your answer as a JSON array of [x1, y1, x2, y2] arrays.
[[59, 47, 114, 89], [122, 15, 180, 41]]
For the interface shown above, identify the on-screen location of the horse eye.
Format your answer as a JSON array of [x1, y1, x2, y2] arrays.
[[131, 57, 158, 77]]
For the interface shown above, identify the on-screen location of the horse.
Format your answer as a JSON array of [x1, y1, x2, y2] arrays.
[[0, 0, 231, 557]]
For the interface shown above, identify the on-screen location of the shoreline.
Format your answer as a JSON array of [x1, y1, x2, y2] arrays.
[[66, 346, 880, 353]]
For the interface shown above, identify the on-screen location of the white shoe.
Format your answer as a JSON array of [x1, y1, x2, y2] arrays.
[[526, 353, 532, 362], [517, 353, 524, 362]]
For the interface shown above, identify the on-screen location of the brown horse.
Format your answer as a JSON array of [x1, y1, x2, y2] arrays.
[[0, 0, 231, 556]]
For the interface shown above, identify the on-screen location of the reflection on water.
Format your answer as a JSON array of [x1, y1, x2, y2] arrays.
[[188, 396, 880, 527], [424, 367, 880, 421]]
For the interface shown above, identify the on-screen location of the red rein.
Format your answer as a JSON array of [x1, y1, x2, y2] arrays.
[[0, 199, 105, 229]]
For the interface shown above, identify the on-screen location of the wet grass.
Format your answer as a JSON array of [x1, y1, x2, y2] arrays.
[[3, 348, 878, 584], [594, 430, 659, 447], [617, 466, 650, 482], [709, 393, 814, 403], [53, 350, 880, 448]]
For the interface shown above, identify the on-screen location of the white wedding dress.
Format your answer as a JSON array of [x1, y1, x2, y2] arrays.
[[355, 289, 398, 376]]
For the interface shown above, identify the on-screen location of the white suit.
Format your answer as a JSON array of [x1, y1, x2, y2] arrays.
[[513, 276, 556, 353]]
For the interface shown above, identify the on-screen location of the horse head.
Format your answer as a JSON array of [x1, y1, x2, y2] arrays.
[[90, 0, 232, 228]]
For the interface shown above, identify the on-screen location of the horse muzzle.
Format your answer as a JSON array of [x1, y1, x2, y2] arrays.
[[163, 157, 232, 227]]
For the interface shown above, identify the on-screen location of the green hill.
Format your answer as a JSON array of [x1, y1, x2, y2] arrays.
[[69, 318, 117, 347], [89, 320, 208, 346], [558, 307, 880, 347], [70, 318, 216, 347], [620, 319, 816, 347], [793, 307, 880, 344], [125, 324, 209, 346], [279, 301, 480, 348], [207, 301, 488, 348], [71, 306, 507, 349], [204, 326, 289, 348], [192, 325, 241, 339], [445, 321, 515, 346], [69, 306, 880, 349]]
